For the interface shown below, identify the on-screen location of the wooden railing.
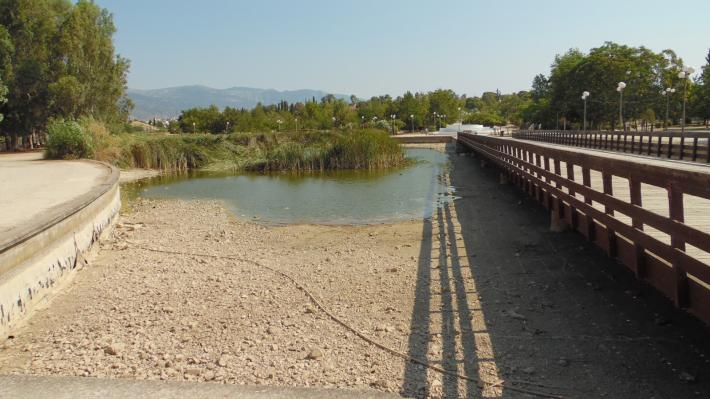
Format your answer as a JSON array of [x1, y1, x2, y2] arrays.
[[458, 133, 710, 324], [514, 130, 710, 163]]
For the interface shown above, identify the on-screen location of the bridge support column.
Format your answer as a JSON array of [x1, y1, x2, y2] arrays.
[[499, 172, 509, 185], [549, 199, 568, 232]]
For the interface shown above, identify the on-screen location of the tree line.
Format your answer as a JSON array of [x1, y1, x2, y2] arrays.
[[167, 89, 533, 134], [0, 0, 131, 150], [170, 42, 710, 134]]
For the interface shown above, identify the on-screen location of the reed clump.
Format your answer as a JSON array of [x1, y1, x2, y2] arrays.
[[85, 123, 406, 173]]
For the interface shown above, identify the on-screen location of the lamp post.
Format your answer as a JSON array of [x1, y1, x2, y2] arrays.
[[581, 91, 590, 131], [410, 114, 415, 133], [616, 82, 626, 131], [295, 118, 298, 132], [192, 122, 196, 134], [332, 116, 337, 129], [678, 66, 695, 136], [225, 121, 230, 133], [361, 115, 365, 129], [661, 88, 675, 130], [433, 112, 439, 130], [390, 114, 396, 135]]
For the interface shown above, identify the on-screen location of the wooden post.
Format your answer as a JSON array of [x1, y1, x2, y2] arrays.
[[566, 162, 578, 229], [668, 184, 689, 308], [602, 172, 617, 257], [629, 178, 645, 278], [582, 167, 595, 240]]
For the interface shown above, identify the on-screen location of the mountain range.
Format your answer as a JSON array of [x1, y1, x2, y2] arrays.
[[127, 85, 350, 120]]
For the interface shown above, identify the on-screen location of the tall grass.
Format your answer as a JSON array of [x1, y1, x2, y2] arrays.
[[253, 130, 406, 171], [84, 122, 406, 172]]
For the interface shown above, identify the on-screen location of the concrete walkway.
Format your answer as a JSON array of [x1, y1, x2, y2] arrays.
[[0, 375, 399, 399], [0, 152, 109, 239]]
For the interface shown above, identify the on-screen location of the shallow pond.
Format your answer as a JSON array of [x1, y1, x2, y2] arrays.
[[125, 148, 453, 224]]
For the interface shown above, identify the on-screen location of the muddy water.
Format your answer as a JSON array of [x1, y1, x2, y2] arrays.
[[126, 148, 453, 224]]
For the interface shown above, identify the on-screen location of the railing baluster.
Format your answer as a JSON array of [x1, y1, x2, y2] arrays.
[[668, 184, 688, 308], [602, 172, 617, 256], [582, 167, 594, 240], [692, 137, 699, 161], [629, 178, 645, 278], [680, 135, 686, 160], [566, 162, 578, 229]]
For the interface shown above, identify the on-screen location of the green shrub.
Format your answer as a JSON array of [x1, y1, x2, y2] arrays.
[[45, 120, 94, 159]]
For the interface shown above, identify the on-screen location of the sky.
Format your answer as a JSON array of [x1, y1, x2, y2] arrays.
[[96, 0, 710, 98]]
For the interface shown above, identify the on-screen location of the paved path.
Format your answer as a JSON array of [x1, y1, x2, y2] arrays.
[[0, 375, 397, 399], [0, 152, 109, 239]]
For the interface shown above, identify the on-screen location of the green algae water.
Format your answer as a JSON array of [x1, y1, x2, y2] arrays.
[[126, 148, 453, 224]]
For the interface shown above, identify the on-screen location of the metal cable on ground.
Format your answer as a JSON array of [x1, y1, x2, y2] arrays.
[[126, 242, 569, 399]]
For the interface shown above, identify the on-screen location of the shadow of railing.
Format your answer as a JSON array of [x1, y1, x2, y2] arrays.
[[402, 146, 503, 398]]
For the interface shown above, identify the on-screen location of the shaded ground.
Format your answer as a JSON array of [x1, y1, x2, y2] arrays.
[[1, 145, 709, 399], [403, 148, 710, 398]]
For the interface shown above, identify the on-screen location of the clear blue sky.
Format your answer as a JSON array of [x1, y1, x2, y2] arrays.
[[96, 0, 710, 98]]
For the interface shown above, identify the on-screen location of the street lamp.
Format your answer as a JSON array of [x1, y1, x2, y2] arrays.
[[225, 121, 230, 133], [390, 114, 396, 135], [661, 87, 676, 130], [332, 116, 337, 129], [677, 66, 695, 136], [295, 118, 298, 132], [192, 122, 196, 134], [410, 114, 415, 133], [361, 115, 365, 129], [616, 82, 626, 131], [581, 91, 590, 131]]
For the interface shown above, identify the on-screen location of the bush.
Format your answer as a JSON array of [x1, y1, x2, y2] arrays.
[[45, 120, 94, 159]]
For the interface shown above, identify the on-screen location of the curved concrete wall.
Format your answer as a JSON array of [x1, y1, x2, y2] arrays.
[[0, 161, 120, 339]]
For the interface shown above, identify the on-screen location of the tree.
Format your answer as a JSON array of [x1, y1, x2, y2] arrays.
[[692, 49, 710, 127], [0, 0, 130, 150], [0, 78, 6, 125]]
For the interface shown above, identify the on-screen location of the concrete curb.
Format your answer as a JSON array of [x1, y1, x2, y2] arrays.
[[0, 375, 403, 399], [0, 159, 119, 253], [0, 158, 121, 339]]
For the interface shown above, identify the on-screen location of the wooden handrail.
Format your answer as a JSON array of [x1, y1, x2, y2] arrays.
[[458, 133, 710, 323], [514, 130, 710, 163]]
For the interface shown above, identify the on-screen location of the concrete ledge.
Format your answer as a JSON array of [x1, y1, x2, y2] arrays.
[[0, 375, 401, 399], [0, 160, 120, 339]]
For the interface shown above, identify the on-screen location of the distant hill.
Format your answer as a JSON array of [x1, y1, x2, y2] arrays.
[[127, 85, 350, 120]]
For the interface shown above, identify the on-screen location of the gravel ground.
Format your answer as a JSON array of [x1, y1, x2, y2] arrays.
[[0, 197, 445, 397]]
